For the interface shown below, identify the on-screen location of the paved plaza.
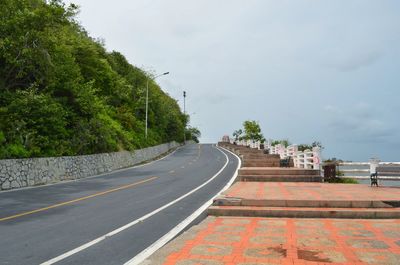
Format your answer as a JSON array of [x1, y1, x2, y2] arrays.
[[223, 182, 400, 203], [142, 144, 400, 264], [148, 216, 400, 265]]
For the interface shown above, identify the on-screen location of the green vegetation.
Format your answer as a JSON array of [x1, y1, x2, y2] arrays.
[[298, 141, 324, 152], [323, 161, 358, 184], [326, 177, 358, 184], [0, 0, 195, 159], [233, 121, 264, 143], [271, 139, 290, 147], [232, 129, 243, 142], [185, 127, 201, 143], [270, 139, 323, 150], [243, 120, 265, 142]]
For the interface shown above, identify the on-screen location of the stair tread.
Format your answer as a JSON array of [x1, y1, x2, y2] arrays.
[[209, 205, 400, 212], [240, 167, 317, 170], [239, 174, 321, 177]]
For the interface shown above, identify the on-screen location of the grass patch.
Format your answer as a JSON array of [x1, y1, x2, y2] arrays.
[[326, 177, 359, 184]]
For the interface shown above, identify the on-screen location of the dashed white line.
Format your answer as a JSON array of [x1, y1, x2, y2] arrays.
[[40, 144, 238, 265], [124, 144, 241, 265]]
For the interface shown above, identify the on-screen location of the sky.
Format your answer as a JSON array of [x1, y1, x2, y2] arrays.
[[63, 0, 400, 162]]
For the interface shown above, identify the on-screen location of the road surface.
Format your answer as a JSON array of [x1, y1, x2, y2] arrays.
[[0, 143, 239, 265]]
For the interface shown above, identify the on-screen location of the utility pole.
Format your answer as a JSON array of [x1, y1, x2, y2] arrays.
[[145, 71, 169, 139], [183, 91, 186, 144]]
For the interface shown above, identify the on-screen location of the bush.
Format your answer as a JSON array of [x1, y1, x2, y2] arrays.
[[327, 177, 358, 184]]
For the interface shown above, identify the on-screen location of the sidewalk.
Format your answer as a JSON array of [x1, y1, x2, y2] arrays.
[[144, 216, 400, 265]]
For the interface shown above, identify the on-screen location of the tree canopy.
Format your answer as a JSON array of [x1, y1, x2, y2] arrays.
[[233, 120, 264, 143], [0, 0, 195, 158], [242, 120, 265, 143]]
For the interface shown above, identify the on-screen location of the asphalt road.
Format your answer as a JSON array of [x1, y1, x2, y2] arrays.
[[0, 143, 239, 265]]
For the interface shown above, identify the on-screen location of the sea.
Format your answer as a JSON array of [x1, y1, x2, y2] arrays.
[[336, 164, 400, 187]]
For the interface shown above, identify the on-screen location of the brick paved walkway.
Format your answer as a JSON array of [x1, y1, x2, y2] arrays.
[[159, 216, 400, 265], [223, 182, 400, 202]]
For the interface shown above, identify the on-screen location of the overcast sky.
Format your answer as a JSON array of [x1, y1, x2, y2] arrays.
[[64, 0, 400, 162]]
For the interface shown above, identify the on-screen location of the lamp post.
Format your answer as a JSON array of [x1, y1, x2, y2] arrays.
[[183, 91, 186, 144], [145, 71, 169, 139]]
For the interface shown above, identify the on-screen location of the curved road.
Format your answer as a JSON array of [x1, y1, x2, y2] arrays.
[[0, 144, 239, 265]]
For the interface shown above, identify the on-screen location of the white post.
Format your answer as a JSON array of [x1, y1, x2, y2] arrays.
[[278, 144, 285, 158], [298, 152, 304, 168], [369, 158, 381, 175], [294, 152, 301, 168], [312, 147, 321, 170], [266, 139, 271, 150]]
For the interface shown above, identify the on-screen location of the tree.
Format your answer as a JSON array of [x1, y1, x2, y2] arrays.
[[242, 120, 265, 143], [271, 139, 291, 147], [312, 141, 324, 150], [298, 141, 324, 152], [232, 129, 243, 141], [186, 127, 201, 143]]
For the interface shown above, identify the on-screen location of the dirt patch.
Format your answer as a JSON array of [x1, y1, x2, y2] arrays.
[[297, 249, 331, 263], [268, 246, 287, 257], [244, 246, 287, 259]]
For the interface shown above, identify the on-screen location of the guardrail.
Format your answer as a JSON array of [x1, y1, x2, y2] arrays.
[[337, 160, 400, 180], [228, 139, 321, 170]]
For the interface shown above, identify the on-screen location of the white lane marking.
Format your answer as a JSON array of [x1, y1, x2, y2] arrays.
[[40, 144, 233, 265], [124, 144, 241, 265], [2, 146, 182, 194]]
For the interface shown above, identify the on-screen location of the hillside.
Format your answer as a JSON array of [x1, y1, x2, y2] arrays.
[[0, 0, 191, 159]]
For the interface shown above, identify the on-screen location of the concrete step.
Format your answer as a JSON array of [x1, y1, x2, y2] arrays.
[[237, 152, 265, 156], [242, 156, 281, 161], [243, 154, 280, 158], [213, 196, 398, 208], [239, 175, 323, 182], [242, 160, 295, 168], [243, 159, 280, 167], [242, 157, 276, 161], [208, 206, 400, 219], [239, 167, 320, 176], [242, 162, 280, 167]]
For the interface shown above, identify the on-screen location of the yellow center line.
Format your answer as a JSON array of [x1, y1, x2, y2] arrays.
[[0, 176, 158, 222]]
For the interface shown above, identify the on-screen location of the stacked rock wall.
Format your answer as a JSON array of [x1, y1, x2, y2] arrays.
[[0, 141, 180, 190]]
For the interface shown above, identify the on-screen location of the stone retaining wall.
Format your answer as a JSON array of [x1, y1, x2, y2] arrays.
[[0, 141, 180, 190]]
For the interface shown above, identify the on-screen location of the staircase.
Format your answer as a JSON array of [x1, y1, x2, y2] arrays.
[[214, 142, 400, 219], [239, 167, 322, 182]]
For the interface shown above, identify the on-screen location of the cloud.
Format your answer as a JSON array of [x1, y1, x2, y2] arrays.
[[323, 51, 383, 72], [198, 93, 231, 105], [63, 0, 400, 160], [324, 102, 394, 143]]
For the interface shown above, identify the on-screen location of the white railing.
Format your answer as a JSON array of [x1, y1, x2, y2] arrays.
[[337, 159, 400, 180], [225, 136, 399, 180], [227, 137, 321, 170], [231, 139, 261, 149], [265, 142, 321, 170], [293, 147, 321, 169]]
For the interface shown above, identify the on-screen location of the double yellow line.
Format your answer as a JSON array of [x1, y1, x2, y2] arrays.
[[0, 176, 158, 222]]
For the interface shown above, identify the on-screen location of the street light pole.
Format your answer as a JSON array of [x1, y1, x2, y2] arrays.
[[183, 91, 186, 144], [145, 71, 169, 139]]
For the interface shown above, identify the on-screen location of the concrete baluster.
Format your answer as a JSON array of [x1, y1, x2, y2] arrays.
[[312, 147, 321, 170], [293, 150, 300, 168]]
